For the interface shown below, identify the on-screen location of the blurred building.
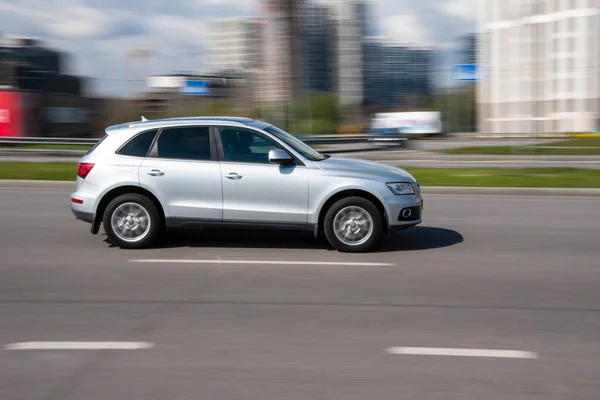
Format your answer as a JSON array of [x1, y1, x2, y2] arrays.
[[460, 33, 477, 65], [0, 38, 82, 95], [301, 3, 335, 93], [259, 0, 304, 103], [0, 37, 99, 137], [144, 73, 250, 114], [203, 0, 429, 114], [258, 0, 369, 105], [363, 38, 434, 110], [478, 1, 600, 133], [205, 19, 263, 73], [330, 0, 366, 107]]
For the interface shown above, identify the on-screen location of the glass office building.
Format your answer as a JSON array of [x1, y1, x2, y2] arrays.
[[363, 38, 434, 109]]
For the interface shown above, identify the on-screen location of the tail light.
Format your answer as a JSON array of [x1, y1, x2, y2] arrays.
[[77, 162, 95, 179]]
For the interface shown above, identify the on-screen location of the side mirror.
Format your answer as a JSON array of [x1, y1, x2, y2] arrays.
[[268, 148, 293, 165]]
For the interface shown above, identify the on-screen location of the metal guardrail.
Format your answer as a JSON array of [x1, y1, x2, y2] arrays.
[[0, 135, 409, 150], [0, 137, 100, 146], [300, 134, 407, 146]]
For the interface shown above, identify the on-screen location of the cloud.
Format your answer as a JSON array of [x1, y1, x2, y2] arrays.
[[439, 0, 477, 21], [382, 14, 432, 46], [47, 6, 109, 38], [147, 14, 208, 40], [0, 2, 147, 40], [108, 20, 148, 38], [374, 0, 466, 47]]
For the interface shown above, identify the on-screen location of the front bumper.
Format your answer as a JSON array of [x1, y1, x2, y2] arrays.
[[384, 191, 423, 234]]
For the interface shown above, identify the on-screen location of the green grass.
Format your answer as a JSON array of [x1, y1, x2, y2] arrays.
[[1, 162, 600, 188], [443, 137, 600, 155], [0, 144, 93, 151], [406, 167, 600, 188], [0, 162, 77, 181]]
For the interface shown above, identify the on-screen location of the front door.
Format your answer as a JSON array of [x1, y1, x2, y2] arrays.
[[139, 125, 222, 228], [217, 127, 309, 229]]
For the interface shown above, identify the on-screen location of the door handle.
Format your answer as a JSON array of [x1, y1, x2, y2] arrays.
[[225, 173, 242, 180], [147, 169, 164, 177]]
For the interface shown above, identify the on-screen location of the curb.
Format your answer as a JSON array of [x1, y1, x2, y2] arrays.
[[1, 180, 600, 197]]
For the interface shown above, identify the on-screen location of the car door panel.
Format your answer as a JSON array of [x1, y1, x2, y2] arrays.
[[138, 126, 222, 225], [217, 127, 309, 227], [139, 159, 222, 222], [220, 163, 309, 225]]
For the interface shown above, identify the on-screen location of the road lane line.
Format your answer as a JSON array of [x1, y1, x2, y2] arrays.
[[386, 347, 539, 359], [130, 259, 395, 267], [4, 342, 154, 350]]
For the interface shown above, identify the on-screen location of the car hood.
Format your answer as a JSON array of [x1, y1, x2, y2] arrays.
[[316, 156, 416, 182]]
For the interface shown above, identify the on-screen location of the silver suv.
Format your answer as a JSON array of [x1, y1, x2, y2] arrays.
[[71, 117, 422, 252]]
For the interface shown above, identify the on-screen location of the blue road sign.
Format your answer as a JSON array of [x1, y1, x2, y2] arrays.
[[180, 80, 210, 95], [453, 64, 479, 81]]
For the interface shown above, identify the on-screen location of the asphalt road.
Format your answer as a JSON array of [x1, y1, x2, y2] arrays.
[[1, 186, 600, 399]]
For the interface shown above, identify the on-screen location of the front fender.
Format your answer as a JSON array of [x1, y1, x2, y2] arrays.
[[309, 177, 390, 226]]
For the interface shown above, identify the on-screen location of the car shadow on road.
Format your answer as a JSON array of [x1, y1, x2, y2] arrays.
[[379, 226, 464, 252], [122, 226, 463, 253]]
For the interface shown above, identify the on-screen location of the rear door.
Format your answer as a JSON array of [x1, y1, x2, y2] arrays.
[[139, 125, 222, 228]]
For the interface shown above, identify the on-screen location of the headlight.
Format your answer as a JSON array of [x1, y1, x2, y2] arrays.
[[386, 182, 415, 195]]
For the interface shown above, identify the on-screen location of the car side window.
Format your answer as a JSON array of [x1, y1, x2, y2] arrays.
[[117, 129, 158, 158], [220, 128, 279, 164], [155, 126, 211, 161]]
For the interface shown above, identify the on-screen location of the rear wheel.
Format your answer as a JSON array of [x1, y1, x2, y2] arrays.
[[324, 197, 383, 253], [103, 193, 160, 249]]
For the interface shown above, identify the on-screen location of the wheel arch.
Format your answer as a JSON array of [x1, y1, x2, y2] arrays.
[[316, 188, 389, 237], [92, 186, 165, 234]]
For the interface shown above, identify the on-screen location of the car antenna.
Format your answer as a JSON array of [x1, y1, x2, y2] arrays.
[[141, 116, 148, 122]]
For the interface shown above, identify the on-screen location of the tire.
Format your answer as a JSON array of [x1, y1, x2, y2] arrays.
[[324, 196, 383, 253], [103, 193, 161, 249]]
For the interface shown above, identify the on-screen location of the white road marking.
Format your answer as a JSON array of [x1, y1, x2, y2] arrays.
[[4, 342, 154, 350], [130, 259, 395, 267], [386, 347, 539, 359]]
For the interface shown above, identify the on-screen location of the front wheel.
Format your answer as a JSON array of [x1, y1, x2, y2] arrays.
[[103, 193, 161, 249], [324, 197, 383, 253]]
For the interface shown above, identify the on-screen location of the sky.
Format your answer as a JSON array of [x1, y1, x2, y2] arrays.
[[0, 0, 476, 96]]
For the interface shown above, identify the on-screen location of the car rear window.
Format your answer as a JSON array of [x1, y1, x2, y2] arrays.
[[117, 129, 158, 158], [155, 126, 211, 161]]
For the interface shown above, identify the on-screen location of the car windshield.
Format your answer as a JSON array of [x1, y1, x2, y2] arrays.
[[263, 125, 327, 161]]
